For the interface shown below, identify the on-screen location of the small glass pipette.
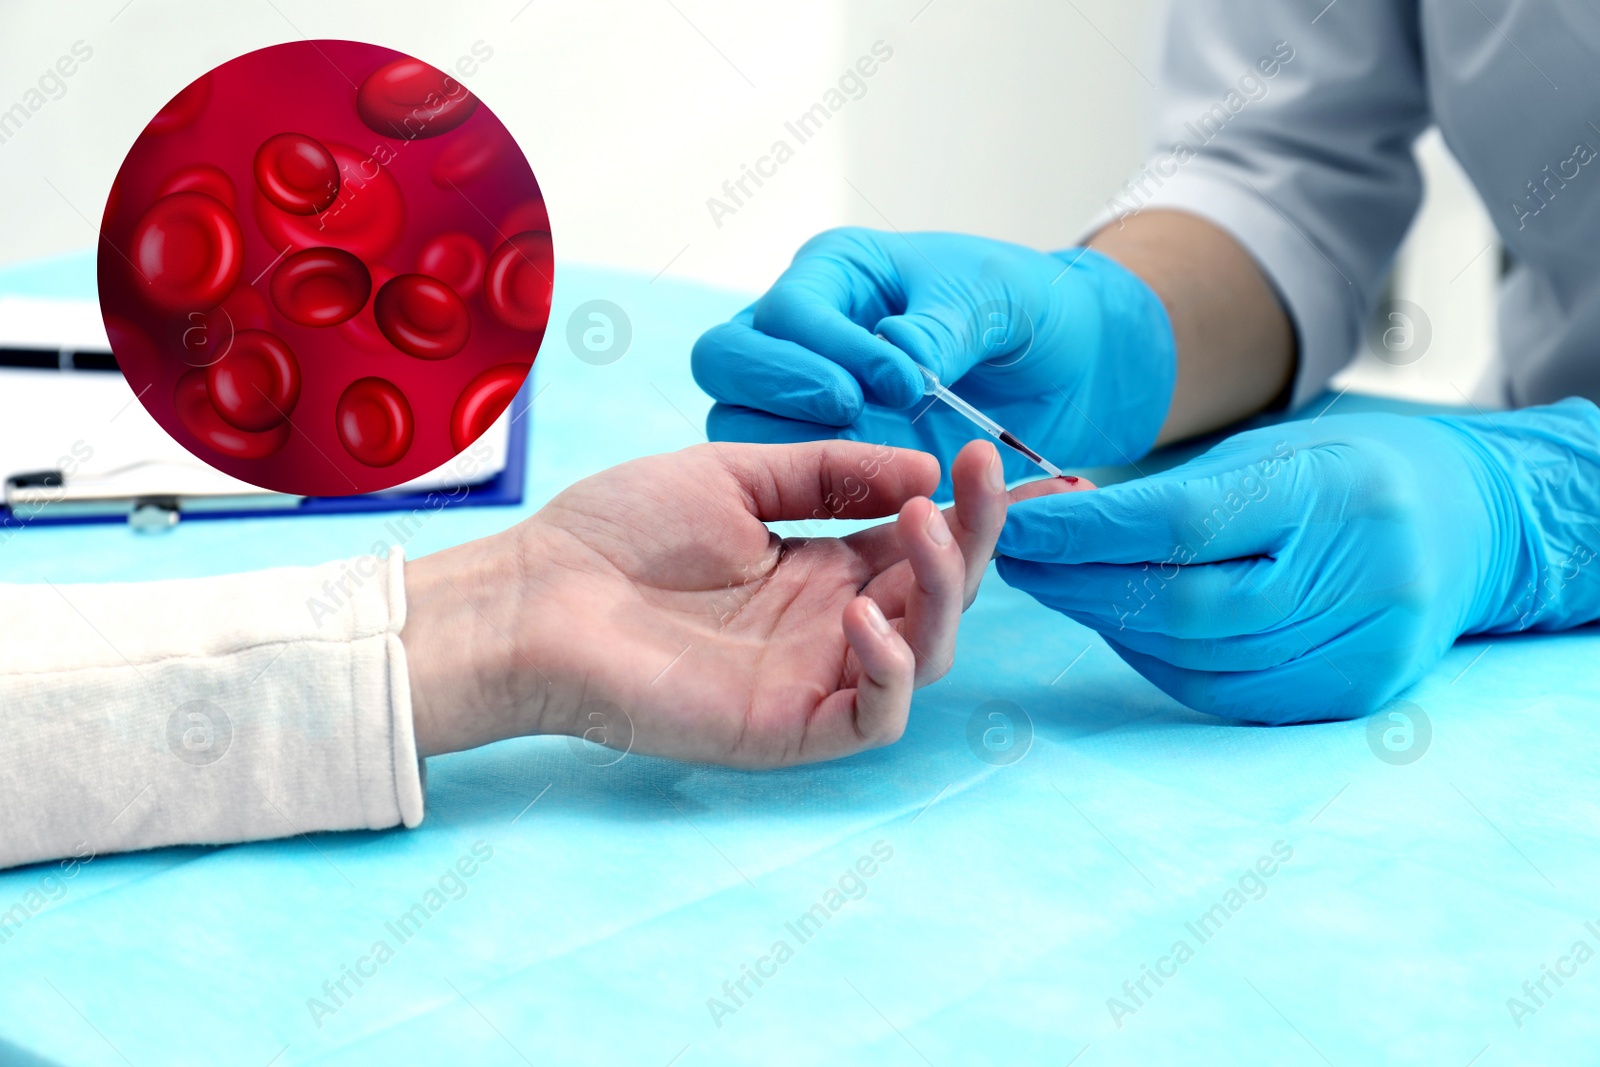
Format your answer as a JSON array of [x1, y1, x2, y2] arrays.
[[916, 365, 1063, 478]]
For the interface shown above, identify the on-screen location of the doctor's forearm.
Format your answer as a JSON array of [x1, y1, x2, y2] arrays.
[[1089, 209, 1296, 446]]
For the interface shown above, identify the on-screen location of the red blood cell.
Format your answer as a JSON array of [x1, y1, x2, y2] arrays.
[[252, 141, 405, 261], [228, 283, 273, 327], [415, 233, 486, 299], [336, 377, 413, 466], [254, 133, 340, 215], [270, 247, 371, 327], [484, 231, 553, 331], [501, 200, 550, 236], [173, 369, 291, 459], [205, 329, 301, 432], [174, 282, 271, 366], [356, 59, 479, 140], [430, 125, 504, 188], [147, 74, 211, 134], [337, 265, 398, 354], [451, 362, 530, 451], [130, 191, 244, 312], [157, 163, 236, 212], [374, 274, 471, 359]]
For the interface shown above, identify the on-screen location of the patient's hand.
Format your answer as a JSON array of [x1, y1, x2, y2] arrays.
[[401, 439, 1085, 767]]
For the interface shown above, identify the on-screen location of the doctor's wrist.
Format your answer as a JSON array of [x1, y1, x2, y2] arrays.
[[1436, 399, 1600, 635]]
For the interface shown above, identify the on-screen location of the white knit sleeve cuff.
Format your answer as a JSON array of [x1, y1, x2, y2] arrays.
[[0, 547, 424, 871]]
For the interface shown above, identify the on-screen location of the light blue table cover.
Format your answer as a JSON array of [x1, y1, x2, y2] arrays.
[[1, 252, 1597, 1066]]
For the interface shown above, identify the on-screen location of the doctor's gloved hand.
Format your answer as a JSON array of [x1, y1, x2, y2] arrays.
[[996, 401, 1600, 724], [692, 228, 1177, 490]]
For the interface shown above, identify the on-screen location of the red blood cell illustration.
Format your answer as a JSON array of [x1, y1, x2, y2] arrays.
[[451, 362, 530, 451], [357, 58, 479, 140], [173, 369, 291, 459], [175, 283, 271, 366], [157, 163, 237, 211], [374, 274, 471, 359], [147, 73, 211, 134], [253, 133, 340, 215], [270, 247, 371, 327], [431, 125, 504, 188], [415, 232, 486, 298], [252, 141, 405, 262], [205, 330, 302, 431], [130, 191, 244, 312], [99, 40, 551, 496], [484, 231, 554, 331], [337, 264, 398, 354], [502, 200, 550, 237], [337, 377, 413, 467]]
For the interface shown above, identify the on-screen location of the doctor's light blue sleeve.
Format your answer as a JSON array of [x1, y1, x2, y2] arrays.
[[1102, 0, 1432, 407]]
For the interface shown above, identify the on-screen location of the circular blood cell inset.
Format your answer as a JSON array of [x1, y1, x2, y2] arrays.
[[451, 362, 530, 451], [374, 274, 471, 359], [147, 73, 211, 134], [174, 369, 291, 459], [100, 40, 552, 496], [356, 58, 479, 140], [252, 141, 405, 262], [484, 231, 554, 331], [205, 329, 301, 431], [130, 191, 244, 312], [415, 233, 486, 299], [431, 125, 504, 188], [270, 247, 371, 327], [157, 163, 237, 211], [337, 377, 413, 466], [254, 133, 340, 215]]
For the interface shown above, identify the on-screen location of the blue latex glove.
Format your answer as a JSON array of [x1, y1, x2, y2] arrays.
[[691, 228, 1177, 489], [996, 400, 1600, 724]]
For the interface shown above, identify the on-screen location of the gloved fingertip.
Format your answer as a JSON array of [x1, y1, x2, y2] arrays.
[[858, 338, 926, 410], [994, 492, 1079, 558]]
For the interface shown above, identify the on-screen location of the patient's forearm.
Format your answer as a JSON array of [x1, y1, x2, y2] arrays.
[[0, 553, 422, 871], [1089, 209, 1296, 446]]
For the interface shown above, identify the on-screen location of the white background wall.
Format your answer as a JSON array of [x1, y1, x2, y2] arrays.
[[0, 0, 1498, 400]]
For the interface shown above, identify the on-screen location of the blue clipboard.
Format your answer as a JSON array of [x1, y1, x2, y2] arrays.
[[0, 251, 530, 529], [0, 374, 530, 530]]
